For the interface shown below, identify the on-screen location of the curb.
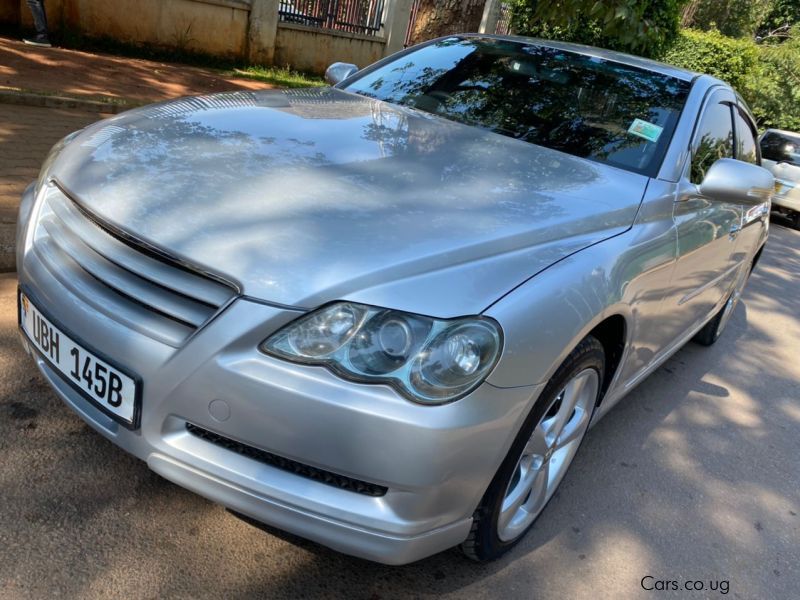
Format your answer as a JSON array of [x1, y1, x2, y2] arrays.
[[0, 89, 141, 114]]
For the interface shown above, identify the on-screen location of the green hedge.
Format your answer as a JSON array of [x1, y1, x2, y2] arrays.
[[752, 37, 800, 131], [508, 0, 683, 58], [660, 29, 758, 92], [660, 28, 800, 131]]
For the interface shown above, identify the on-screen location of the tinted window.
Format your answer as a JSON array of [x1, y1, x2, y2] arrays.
[[691, 101, 733, 184], [760, 131, 800, 165], [734, 110, 758, 164], [343, 37, 691, 176]]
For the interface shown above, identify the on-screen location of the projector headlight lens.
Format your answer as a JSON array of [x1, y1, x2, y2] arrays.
[[262, 302, 502, 404]]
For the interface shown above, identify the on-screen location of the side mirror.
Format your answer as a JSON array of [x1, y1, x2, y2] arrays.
[[325, 62, 358, 86], [699, 158, 775, 205]]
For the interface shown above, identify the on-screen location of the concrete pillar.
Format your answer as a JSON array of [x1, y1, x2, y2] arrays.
[[478, 0, 500, 34], [383, 0, 415, 56], [248, 0, 279, 65]]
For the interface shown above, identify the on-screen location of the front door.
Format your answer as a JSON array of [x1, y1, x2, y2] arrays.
[[660, 88, 744, 343]]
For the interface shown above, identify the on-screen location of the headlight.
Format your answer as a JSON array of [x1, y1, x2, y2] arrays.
[[261, 302, 503, 404]]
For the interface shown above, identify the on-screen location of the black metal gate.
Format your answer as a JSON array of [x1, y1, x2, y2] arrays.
[[278, 0, 386, 36]]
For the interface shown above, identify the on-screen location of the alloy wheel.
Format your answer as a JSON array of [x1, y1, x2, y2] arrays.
[[496, 368, 599, 542]]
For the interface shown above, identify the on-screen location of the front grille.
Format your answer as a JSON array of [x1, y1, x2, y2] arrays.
[[31, 184, 237, 347], [185, 423, 388, 497]]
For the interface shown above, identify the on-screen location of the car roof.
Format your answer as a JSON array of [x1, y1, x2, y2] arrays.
[[460, 34, 700, 82]]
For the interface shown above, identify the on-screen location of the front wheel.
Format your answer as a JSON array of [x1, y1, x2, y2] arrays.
[[461, 336, 604, 562]]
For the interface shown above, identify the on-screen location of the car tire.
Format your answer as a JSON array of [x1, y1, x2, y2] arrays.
[[692, 302, 728, 346], [693, 261, 752, 346], [792, 211, 800, 230], [460, 336, 604, 562]]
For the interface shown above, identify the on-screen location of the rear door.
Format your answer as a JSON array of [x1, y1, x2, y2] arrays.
[[662, 87, 743, 338]]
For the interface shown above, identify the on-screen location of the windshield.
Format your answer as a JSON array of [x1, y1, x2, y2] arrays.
[[343, 37, 691, 176]]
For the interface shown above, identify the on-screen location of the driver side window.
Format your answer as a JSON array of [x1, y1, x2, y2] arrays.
[[734, 109, 758, 164], [690, 101, 734, 184]]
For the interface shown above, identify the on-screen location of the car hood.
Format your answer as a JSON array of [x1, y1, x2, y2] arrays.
[[50, 88, 648, 316]]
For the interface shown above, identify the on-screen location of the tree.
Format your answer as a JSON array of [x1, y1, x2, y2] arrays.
[[757, 0, 800, 42], [681, 0, 772, 38], [661, 26, 800, 130], [509, 0, 686, 57], [407, 0, 486, 47], [750, 27, 800, 129]]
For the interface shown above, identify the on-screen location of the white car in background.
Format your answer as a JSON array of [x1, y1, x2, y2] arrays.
[[760, 128, 800, 228]]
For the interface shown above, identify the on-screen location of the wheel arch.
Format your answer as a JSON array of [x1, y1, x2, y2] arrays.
[[586, 314, 627, 404], [484, 236, 636, 390], [752, 242, 766, 271]]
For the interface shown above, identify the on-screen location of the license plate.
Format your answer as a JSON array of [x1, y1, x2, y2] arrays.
[[19, 291, 140, 427]]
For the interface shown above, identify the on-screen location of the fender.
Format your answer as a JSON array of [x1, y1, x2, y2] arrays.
[[484, 179, 679, 399]]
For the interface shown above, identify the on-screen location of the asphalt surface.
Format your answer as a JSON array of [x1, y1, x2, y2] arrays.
[[0, 223, 798, 600]]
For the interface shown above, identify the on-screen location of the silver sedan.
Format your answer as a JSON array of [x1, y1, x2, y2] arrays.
[[16, 35, 773, 564]]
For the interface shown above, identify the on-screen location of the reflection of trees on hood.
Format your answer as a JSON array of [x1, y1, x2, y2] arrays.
[[75, 82, 613, 238], [101, 118, 327, 189], [358, 96, 597, 208]]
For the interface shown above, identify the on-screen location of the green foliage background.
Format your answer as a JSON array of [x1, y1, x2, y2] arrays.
[[508, 0, 800, 130], [686, 0, 772, 38], [509, 0, 684, 58], [661, 28, 800, 130]]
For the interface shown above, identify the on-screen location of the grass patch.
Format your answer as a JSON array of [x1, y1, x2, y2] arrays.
[[231, 66, 324, 88]]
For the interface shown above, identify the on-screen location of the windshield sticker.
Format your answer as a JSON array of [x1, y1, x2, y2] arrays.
[[628, 118, 663, 143]]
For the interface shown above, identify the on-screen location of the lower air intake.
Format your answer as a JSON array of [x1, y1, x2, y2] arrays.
[[185, 423, 388, 497]]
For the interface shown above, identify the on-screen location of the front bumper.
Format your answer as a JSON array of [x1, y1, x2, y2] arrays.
[[16, 184, 542, 564]]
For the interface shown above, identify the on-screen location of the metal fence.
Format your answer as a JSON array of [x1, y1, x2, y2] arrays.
[[278, 0, 386, 36], [495, 2, 512, 35], [404, 0, 422, 46]]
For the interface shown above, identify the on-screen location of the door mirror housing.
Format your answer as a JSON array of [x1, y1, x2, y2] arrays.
[[699, 158, 775, 205], [325, 62, 358, 85]]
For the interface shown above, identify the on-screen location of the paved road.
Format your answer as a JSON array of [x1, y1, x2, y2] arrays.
[[1, 222, 799, 599]]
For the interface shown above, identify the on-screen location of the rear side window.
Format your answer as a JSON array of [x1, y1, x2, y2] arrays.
[[760, 131, 800, 165], [734, 110, 758, 164], [690, 101, 734, 184]]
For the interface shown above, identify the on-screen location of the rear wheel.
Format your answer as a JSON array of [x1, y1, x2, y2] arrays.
[[461, 336, 604, 562], [792, 211, 800, 230], [693, 261, 751, 346]]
